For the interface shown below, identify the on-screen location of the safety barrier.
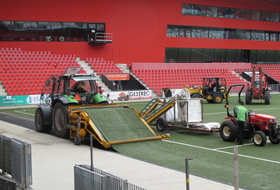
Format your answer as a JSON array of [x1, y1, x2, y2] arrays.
[[74, 164, 147, 190], [0, 134, 32, 189]]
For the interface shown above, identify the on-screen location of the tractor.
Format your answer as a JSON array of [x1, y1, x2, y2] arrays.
[[245, 67, 271, 105], [219, 84, 280, 146], [35, 67, 169, 146], [185, 77, 228, 103]]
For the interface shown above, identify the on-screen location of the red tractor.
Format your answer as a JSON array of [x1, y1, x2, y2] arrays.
[[245, 67, 271, 105], [219, 84, 280, 146]]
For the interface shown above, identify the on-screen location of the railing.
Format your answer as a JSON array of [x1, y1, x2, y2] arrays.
[[0, 134, 32, 190], [74, 164, 147, 190]]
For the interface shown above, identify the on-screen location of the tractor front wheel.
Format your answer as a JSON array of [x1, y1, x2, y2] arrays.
[[156, 117, 168, 132], [213, 93, 223, 103], [269, 134, 280, 144], [74, 134, 82, 145], [191, 93, 203, 99], [253, 131, 266, 146], [35, 108, 52, 133], [220, 120, 237, 142], [52, 102, 70, 138]]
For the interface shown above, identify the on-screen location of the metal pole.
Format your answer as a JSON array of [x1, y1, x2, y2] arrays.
[[90, 135, 94, 171], [185, 158, 190, 190], [234, 146, 239, 190]]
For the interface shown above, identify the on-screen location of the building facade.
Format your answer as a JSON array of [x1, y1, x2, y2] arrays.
[[1, 0, 280, 65]]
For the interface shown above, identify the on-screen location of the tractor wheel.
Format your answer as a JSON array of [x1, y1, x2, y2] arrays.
[[35, 108, 52, 133], [245, 91, 252, 105], [213, 93, 223, 103], [264, 91, 271, 105], [191, 93, 203, 99], [52, 102, 70, 138], [156, 117, 168, 132], [219, 120, 238, 142], [269, 134, 280, 144], [253, 131, 267, 146], [74, 134, 82, 145]]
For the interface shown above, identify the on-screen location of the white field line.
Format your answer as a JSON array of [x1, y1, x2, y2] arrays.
[[163, 139, 280, 164], [14, 110, 34, 116]]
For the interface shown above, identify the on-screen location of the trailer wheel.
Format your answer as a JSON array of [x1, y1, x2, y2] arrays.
[[156, 117, 168, 132], [219, 120, 237, 142], [191, 93, 203, 99], [245, 91, 252, 105], [74, 134, 82, 145], [213, 93, 223, 103], [253, 131, 266, 146], [35, 108, 52, 133], [52, 102, 70, 138], [264, 91, 271, 105]]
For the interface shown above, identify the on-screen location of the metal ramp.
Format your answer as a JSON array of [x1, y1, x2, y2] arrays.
[[141, 99, 176, 123]]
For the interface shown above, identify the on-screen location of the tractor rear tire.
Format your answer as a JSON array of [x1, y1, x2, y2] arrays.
[[213, 93, 223, 103], [220, 120, 238, 142], [253, 131, 266, 146], [52, 102, 70, 138], [156, 117, 168, 132], [245, 91, 252, 105], [264, 91, 271, 105], [35, 108, 52, 133]]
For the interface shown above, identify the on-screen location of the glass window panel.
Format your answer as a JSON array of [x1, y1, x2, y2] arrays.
[[182, 4, 193, 15], [251, 10, 260, 21], [250, 50, 257, 63], [236, 50, 241, 62], [206, 6, 218, 17], [225, 49, 237, 62], [179, 28, 185, 37], [192, 26, 208, 38], [225, 29, 236, 39], [240, 9, 251, 20], [185, 27, 191, 37], [271, 12, 279, 22], [202, 49, 214, 62], [165, 48, 178, 63], [256, 50, 266, 63], [214, 49, 225, 61], [219, 7, 238, 19], [209, 28, 224, 39], [251, 30, 264, 40], [191, 48, 203, 62], [275, 51, 280, 63], [266, 50, 275, 63], [261, 11, 271, 21], [196, 5, 207, 16], [178, 48, 190, 62], [236, 29, 250, 40]]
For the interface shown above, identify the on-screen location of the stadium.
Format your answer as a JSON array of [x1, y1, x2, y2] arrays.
[[1, 0, 280, 190]]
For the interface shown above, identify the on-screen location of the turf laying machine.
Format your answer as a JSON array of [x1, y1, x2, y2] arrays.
[[35, 67, 170, 147], [220, 84, 280, 146], [141, 88, 220, 133]]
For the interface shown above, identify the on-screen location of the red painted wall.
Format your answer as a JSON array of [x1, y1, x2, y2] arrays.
[[1, 0, 280, 65]]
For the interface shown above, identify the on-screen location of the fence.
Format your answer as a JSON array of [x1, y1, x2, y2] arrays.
[[0, 134, 32, 189], [74, 164, 147, 190]]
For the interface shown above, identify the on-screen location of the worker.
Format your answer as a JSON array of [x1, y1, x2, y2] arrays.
[[63, 91, 79, 103], [106, 93, 113, 103], [235, 100, 248, 145], [72, 81, 87, 93]]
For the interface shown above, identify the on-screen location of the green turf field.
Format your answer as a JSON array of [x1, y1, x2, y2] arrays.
[[1, 94, 280, 190]]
